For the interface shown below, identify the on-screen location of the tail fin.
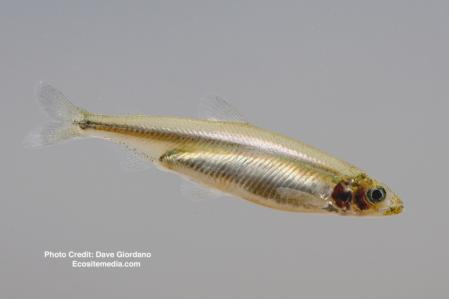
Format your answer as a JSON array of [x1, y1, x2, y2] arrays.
[[24, 82, 88, 148]]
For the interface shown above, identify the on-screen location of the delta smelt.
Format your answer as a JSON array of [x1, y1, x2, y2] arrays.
[[27, 83, 403, 216]]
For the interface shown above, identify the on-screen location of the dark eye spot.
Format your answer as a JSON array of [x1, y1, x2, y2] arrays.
[[367, 187, 386, 203]]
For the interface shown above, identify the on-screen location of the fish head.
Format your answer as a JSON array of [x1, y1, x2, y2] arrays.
[[331, 173, 403, 216]]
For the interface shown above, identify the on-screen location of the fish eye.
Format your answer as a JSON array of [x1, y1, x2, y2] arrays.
[[367, 186, 386, 203]]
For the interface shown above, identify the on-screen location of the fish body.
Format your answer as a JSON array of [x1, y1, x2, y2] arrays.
[[28, 83, 403, 216]]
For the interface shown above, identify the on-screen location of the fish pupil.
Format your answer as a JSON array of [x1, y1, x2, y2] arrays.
[[369, 187, 385, 202]]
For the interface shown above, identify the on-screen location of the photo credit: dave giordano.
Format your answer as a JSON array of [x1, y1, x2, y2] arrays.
[[43, 250, 152, 269]]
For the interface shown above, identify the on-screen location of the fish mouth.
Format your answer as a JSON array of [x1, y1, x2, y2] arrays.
[[383, 204, 403, 215], [383, 194, 404, 216]]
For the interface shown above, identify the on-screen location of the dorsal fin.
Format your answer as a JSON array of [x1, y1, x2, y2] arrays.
[[198, 95, 248, 123]]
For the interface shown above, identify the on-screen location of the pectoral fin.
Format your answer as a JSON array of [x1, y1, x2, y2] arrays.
[[276, 187, 328, 210]]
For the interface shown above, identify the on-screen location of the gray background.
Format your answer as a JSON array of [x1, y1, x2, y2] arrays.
[[1, 1, 448, 298]]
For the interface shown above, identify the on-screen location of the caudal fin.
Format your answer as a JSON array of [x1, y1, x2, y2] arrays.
[[24, 82, 88, 148]]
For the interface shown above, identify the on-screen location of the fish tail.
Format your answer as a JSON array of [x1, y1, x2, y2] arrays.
[[24, 82, 90, 148]]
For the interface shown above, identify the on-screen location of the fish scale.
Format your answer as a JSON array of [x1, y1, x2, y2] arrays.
[[158, 149, 335, 211]]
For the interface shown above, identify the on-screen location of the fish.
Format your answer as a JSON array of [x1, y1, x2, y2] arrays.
[[26, 82, 403, 216]]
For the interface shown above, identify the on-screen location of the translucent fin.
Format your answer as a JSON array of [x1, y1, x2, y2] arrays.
[[113, 144, 153, 172], [180, 179, 222, 202], [198, 95, 247, 123], [24, 82, 88, 148], [34, 82, 85, 122], [24, 123, 81, 148], [276, 187, 327, 209], [120, 152, 153, 172]]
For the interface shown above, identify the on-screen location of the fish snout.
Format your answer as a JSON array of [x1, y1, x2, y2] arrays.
[[383, 194, 404, 216]]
